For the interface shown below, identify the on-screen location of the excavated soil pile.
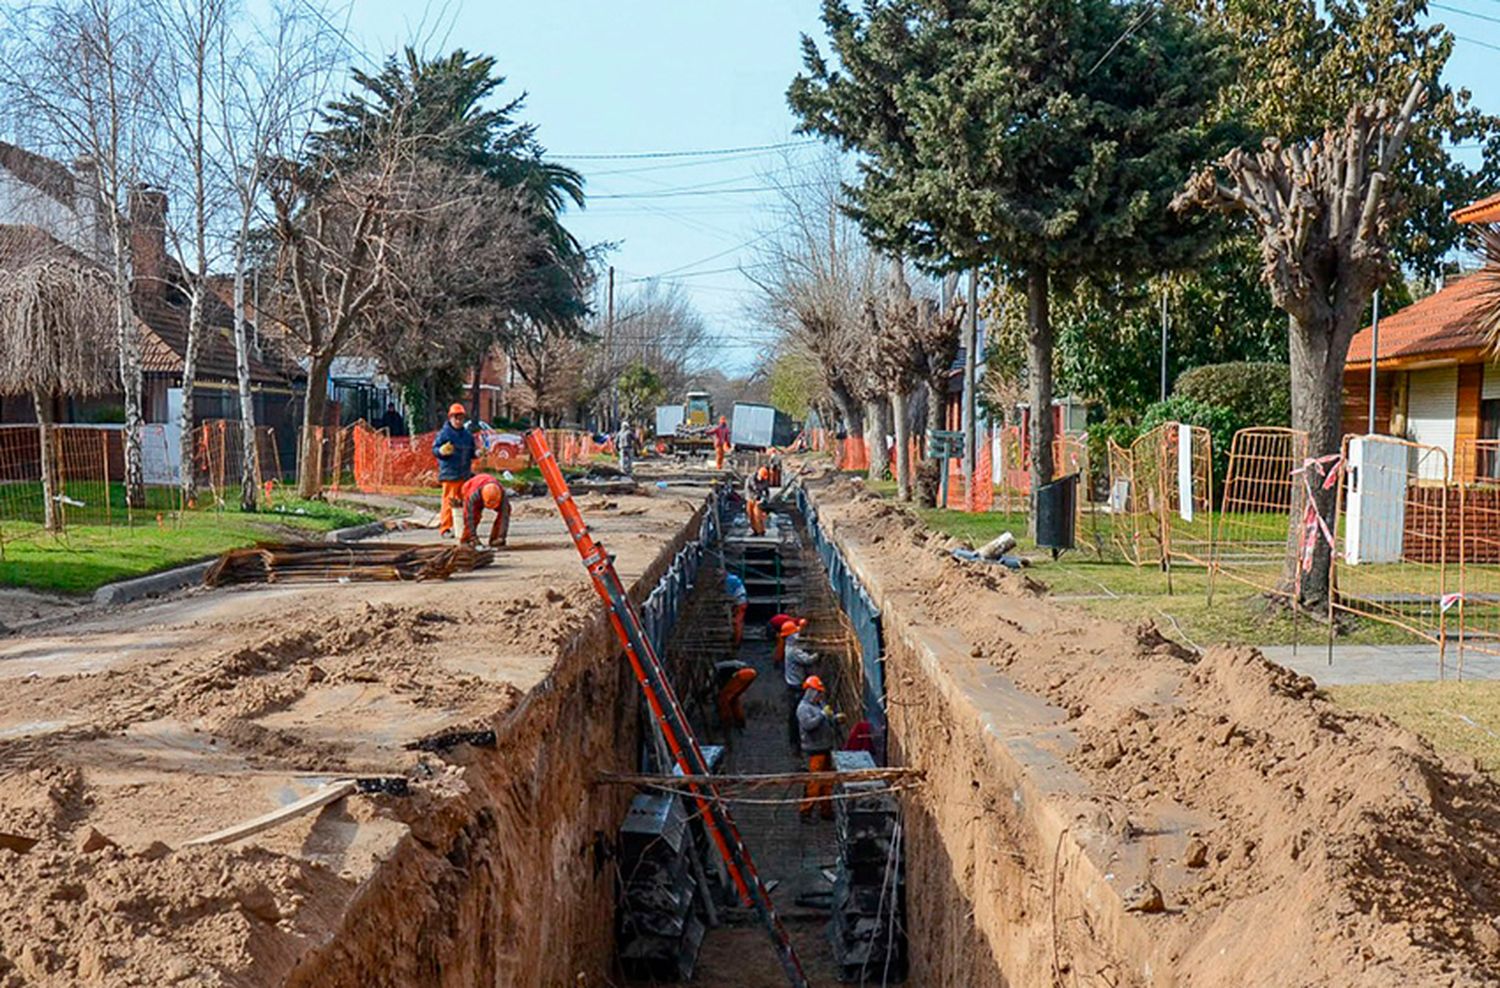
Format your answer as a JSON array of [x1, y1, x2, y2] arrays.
[[810, 470, 1500, 986], [0, 487, 702, 987]]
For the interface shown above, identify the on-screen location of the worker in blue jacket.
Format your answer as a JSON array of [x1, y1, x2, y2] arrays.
[[432, 402, 477, 538]]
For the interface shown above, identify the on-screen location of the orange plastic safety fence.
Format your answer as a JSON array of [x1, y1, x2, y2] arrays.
[[1453, 441, 1500, 672]]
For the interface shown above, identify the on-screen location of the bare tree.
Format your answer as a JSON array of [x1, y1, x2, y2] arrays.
[[1174, 80, 1425, 607], [0, 234, 116, 530], [146, 0, 231, 506], [0, 0, 164, 507], [265, 130, 417, 498], [749, 152, 879, 444]]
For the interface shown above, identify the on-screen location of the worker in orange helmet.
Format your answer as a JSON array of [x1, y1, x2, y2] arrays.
[[797, 675, 842, 822], [458, 472, 511, 548], [772, 615, 807, 666], [432, 402, 477, 538], [711, 415, 731, 471], [744, 466, 770, 536], [714, 660, 757, 730]]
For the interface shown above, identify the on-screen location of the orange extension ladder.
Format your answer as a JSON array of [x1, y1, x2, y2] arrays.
[[523, 429, 808, 987]]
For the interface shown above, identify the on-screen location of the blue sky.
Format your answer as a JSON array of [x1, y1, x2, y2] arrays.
[[338, 2, 1500, 375]]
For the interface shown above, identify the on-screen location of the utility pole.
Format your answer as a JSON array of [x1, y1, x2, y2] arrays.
[[605, 265, 616, 428], [1367, 289, 1381, 434], [961, 269, 979, 507], [1159, 291, 1169, 402]]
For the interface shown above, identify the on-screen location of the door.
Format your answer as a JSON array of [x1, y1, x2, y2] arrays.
[[1406, 366, 1457, 482]]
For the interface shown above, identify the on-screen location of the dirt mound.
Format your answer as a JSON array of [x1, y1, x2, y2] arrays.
[[806, 470, 1500, 984]]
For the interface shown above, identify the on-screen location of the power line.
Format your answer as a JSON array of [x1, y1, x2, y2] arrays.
[[584, 146, 820, 178], [1455, 33, 1500, 51], [554, 139, 817, 161], [591, 183, 816, 201], [1430, 1, 1500, 24]]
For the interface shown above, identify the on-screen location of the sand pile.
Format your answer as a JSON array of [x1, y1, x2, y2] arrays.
[[809, 469, 1500, 985]]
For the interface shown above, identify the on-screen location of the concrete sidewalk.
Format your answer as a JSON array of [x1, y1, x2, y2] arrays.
[[1262, 643, 1500, 685]]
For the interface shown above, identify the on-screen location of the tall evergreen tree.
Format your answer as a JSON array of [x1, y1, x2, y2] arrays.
[[789, 0, 1239, 507]]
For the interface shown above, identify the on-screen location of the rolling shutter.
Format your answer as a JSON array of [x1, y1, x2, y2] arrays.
[[1406, 365, 1457, 481]]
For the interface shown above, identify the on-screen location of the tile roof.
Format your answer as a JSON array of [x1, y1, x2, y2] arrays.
[[1454, 192, 1500, 226], [1346, 273, 1500, 365], [0, 223, 301, 387], [0, 142, 75, 205]]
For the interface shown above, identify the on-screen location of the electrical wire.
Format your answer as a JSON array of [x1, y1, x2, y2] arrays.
[[554, 139, 818, 161]]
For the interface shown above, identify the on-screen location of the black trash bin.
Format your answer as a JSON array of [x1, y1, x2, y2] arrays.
[[1035, 472, 1078, 558]]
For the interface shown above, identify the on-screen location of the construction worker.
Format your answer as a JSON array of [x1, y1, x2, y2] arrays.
[[458, 472, 511, 548], [797, 675, 841, 822], [784, 634, 819, 749], [616, 419, 637, 475], [772, 615, 806, 666], [710, 415, 731, 470], [744, 466, 770, 536], [715, 660, 757, 730], [433, 402, 477, 538], [726, 572, 748, 648]]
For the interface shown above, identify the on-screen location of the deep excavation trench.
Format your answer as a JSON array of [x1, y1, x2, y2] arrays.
[[289, 469, 1374, 988]]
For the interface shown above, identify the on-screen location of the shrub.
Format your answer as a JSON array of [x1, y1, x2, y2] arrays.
[[1174, 361, 1291, 429], [1140, 396, 1240, 493]]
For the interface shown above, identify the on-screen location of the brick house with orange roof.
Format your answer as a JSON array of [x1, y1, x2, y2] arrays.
[[1342, 198, 1500, 482]]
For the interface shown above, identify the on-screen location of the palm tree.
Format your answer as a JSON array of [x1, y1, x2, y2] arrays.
[[0, 232, 117, 531]]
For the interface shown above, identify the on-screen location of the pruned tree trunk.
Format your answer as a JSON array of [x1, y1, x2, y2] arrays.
[[297, 350, 335, 499], [892, 387, 911, 500], [866, 397, 889, 482], [925, 379, 945, 446], [1289, 310, 1360, 609], [831, 382, 863, 439], [1027, 264, 1055, 534], [232, 263, 259, 511], [32, 388, 58, 532], [178, 284, 203, 505]]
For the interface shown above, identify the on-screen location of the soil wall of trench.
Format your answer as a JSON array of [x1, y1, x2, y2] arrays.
[[802, 489, 1160, 988], [277, 497, 717, 988]]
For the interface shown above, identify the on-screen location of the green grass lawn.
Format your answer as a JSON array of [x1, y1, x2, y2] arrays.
[[865, 480, 1419, 650], [0, 497, 375, 594], [1331, 681, 1500, 773]]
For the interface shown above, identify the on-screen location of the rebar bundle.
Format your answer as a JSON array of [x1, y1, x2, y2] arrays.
[[203, 540, 494, 586]]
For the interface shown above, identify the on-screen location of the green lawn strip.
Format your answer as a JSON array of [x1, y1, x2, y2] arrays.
[[1329, 681, 1500, 773], [0, 497, 375, 594], [872, 487, 1423, 649]]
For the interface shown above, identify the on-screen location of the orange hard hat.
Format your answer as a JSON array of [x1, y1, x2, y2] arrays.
[[447, 402, 466, 417], [757, 466, 769, 480], [481, 483, 503, 509], [779, 619, 802, 638], [802, 675, 825, 693]]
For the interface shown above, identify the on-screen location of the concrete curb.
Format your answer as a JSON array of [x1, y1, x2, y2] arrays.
[[92, 560, 215, 607], [324, 520, 392, 543], [92, 517, 395, 607]]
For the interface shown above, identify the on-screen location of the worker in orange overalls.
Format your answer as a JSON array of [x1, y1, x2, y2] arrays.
[[797, 675, 841, 822], [458, 472, 511, 548], [726, 572, 748, 648], [744, 466, 770, 536], [715, 660, 757, 730], [710, 415, 731, 471], [432, 402, 477, 538]]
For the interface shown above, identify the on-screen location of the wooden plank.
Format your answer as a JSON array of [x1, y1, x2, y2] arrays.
[[180, 779, 357, 847]]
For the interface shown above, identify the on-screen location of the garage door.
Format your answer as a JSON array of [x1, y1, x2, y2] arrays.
[[1406, 365, 1457, 481]]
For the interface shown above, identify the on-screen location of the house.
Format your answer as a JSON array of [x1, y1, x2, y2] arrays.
[[0, 141, 304, 435], [1342, 195, 1499, 482]]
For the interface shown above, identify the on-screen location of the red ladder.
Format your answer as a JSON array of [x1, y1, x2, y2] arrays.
[[523, 429, 808, 987]]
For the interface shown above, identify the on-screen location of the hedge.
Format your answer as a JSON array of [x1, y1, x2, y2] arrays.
[[1174, 361, 1291, 429]]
